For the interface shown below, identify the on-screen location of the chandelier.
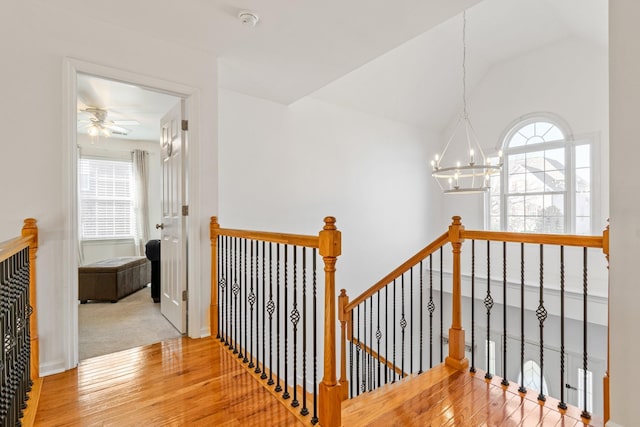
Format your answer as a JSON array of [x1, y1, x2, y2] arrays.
[[431, 10, 502, 194]]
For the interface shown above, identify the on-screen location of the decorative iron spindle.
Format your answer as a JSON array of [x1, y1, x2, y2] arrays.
[[385, 285, 389, 385], [261, 241, 267, 380], [216, 235, 222, 339], [392, 279, 397, 383], [242, 239, 248, 362], [376, 290, 382, 385], [536, 244, 547, 402], [400, 274, 406, 378], [470, 240, 476, 374], [440, 247, 443, 363], [267, 243, 275, 385], [275, 244, 282, 392], [369, 296, 374, 391], [362, 297, 367, 393], [249, 240, 256, 369], [419, 261, 424, 374], [355, 305, 361, 395], [558, 246, 567, 410], [311, 248, 319, 425], [233, 238, 239, 354], [518, 243, 526, 394], [301, 248, 309, 415], [410, 268, 414, 374], [227, 236, 232, 348], [501, 241, 509, 387], [428, 255, 434, 369], [291, 248, 300, 407], [349, 310, 354, 398], [581, 247, 591, 420], [484, 240, 494, 380], [282, 245, 290, 399]]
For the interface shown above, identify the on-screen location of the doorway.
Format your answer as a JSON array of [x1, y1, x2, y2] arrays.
[[65, 59, 200, 367]]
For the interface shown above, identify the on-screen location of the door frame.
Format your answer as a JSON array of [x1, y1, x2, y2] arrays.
[[63, 58, 202, 369]]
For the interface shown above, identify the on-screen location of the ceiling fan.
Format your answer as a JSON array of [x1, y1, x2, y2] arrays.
[[78, 107, 139, 137]]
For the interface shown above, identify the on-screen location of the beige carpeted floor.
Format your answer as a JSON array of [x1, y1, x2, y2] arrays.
[[79, 285, 182, 360]]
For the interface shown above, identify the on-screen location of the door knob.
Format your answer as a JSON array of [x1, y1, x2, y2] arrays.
[[155, 223, 164, 230]]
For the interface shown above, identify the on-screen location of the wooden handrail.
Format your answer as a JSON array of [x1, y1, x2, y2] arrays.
[[344, 231, 450, 313], [0, 236, 33, 262], [210, 225, 320, 248], [460, 230, 603, 248]]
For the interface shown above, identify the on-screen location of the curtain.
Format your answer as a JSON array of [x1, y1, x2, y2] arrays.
[[132, 149, 150, 256], [77, 146, 85, 265]]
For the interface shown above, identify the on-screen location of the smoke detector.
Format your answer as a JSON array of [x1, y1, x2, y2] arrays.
[[238, 10, 259, 27]]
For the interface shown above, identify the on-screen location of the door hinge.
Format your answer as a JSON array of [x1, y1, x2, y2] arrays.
[[182, 290, 188, 301], [181, 120, 189, 131], [182, 205, 189, 216]]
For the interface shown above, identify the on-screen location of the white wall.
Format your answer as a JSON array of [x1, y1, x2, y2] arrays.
[[437, 37, 609, 231], [609, 1, 640, 425], [0, 2, 217, 375], [219, 89, 437, 297]]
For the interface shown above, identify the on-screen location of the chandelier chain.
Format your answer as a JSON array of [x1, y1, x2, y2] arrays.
[[462, 10, 468, 120]]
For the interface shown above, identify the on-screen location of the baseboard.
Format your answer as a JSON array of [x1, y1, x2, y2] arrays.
[[606, 421, 624, 427], [40, 360, 67, 377], [22, 377, 43, 427], [199, 326, 211, 338]]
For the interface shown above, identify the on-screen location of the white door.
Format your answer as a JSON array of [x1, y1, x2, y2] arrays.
[[159, 101, 187, 333]]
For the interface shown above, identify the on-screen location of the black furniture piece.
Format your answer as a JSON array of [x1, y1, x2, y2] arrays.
[[145, 239, 161, 303], [78, 257, 150, 303]]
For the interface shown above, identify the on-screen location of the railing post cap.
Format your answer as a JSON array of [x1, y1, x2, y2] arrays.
[[323, 216, 337, 230], [451, 216, 462, 224]]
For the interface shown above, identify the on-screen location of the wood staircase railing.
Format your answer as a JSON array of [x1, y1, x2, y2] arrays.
[[340, 216, 610, 425], [0, 218, 39, 425]]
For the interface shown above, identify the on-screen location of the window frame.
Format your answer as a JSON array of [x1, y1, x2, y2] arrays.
[[487, 114, 598, 234], [78, 155, 137, 241]]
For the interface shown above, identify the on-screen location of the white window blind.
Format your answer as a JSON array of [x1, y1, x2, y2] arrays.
[[79, 157, 136, 239]]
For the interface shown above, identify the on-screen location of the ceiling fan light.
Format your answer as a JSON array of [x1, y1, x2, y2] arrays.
[[88, 125, 99, 137]]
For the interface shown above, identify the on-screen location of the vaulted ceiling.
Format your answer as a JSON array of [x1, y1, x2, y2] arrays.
[[63, 0, 607, 141]]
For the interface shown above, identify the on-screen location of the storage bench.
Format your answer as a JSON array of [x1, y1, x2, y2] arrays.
[[79, 256, 150, 303]]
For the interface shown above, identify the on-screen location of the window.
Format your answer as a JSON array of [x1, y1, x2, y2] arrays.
[[517, 360, 549, 396], [488, 116, 592, 234], [577, 368, 593, 413], [79, 157, 136, 239]]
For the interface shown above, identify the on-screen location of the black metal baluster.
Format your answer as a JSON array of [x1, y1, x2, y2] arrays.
[[369, 295, 374, 391], [470, 240, 476, 374], [485, 240, 494, 380], [267, 243, 275, 385], [219, 236, 226, 343], [283, 245, 290, 399], [410, 267, 414, 374], [440, 247, 443, 363], [356, 304, 361, 396], [419, 261, 424, 374], [349, 309, 354, 398], [558, 246, 567, 411], [501, 241, 509, 387], [400, 274, 406, 379], [362, 297, 367, 394], [249, 240, 256, 369], [233, 237, 239, 353], [392, 279, 397, 383], [275, 244, 282, 392], [291, 247, 299, 407], [385, 285, 389, 385], [217, 235, 222, 339], [519, 243, 526, 394], [224, 236, 230, 346], [261, 241, 267, 379], [242, 239, 248, 362], [311, 248, 319, 425], [536, 244, 547, 402], [428, 255, 434, 369], [376, 290, 382, 386], [581, 247, 591, 420], [301, 248, 309, 415]]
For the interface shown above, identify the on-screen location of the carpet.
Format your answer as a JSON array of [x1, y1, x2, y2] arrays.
[[79, 285, 182, 360]]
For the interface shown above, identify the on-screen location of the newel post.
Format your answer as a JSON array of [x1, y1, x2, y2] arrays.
[[22, 218, 39, 379], [338, 289, 350, 401], [318, 216, 342, 427], [445, 216, 469, 371], [210, 216, 220, 339]]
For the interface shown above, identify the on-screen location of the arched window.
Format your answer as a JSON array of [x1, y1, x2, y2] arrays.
[[488, 115, 592, 234]]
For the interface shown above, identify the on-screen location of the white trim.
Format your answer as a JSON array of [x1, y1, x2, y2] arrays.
[[63, 58, 203, 370]]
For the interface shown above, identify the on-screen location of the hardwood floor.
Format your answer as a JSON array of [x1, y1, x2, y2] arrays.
[[34, 337, 305, 426], [342, 364, 603, 427]]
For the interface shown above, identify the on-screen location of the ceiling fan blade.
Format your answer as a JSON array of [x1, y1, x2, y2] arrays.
[[113, 120, 140, 126], [109, 125, 130, 135]]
